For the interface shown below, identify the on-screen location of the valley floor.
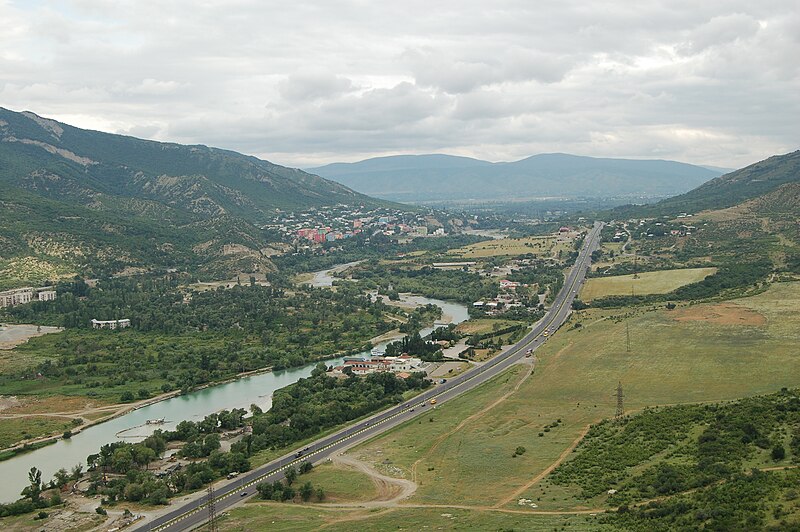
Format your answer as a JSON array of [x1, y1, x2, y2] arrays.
[[208, 281, 800, 530]]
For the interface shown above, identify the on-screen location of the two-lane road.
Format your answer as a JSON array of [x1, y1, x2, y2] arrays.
[[136, 221, 603, 532]]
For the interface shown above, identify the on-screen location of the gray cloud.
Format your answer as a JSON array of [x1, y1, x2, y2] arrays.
[[0, 0, 797, 169]]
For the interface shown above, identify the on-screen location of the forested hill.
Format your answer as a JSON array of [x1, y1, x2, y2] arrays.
[[0, 108, 385, 286], [615, 149, 800, 217], [0, 108, 377, 218], [308, 153, 722, 202]]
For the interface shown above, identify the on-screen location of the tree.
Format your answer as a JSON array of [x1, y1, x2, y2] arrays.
[[70, 463, 84, 482], [281, 484, 295, 501], [284, 466, 297, 486], [256, 482, 274, 499], [22, 467, 43, 503], [299, 461, 313, 474], [771, 444, 786, 461], [316, 487, 325, 501], [299, 481, 313, 502], [53, 468, 70, 489]]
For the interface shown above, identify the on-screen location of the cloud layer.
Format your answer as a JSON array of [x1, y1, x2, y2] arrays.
[[1, 0, 797, 168]]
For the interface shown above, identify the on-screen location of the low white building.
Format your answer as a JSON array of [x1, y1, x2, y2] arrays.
[[91, 318, 131, 330]]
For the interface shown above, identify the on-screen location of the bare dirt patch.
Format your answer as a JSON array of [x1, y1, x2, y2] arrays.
[[0, 324, 62, 350], [672, 303, 767, 326], [2, 395, 106, 415], [329, 454, 417, 506], [0, 395, 21, 412]]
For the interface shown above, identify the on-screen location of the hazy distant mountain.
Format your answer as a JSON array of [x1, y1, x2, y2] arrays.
[[308, 153, 723, 202], [0, 108, 383, 286], [618, 150, 800, 216]]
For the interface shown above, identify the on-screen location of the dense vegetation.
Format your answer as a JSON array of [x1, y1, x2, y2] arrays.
[[237, 365, 430, 455], [76, 410, 250, 505], [0, 277, 438, 399], [347, 261, 498, 304], [384, 332, 444, 362], [603, 468, 800, 531], [552, 388, 800, 525]]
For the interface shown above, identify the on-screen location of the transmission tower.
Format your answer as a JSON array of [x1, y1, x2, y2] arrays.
[[633, 252, 639, 279], [206, 484, 218, 532], [615, 381, 624, 418]]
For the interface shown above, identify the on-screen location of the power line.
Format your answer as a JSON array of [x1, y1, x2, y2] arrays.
[[626, 322, 630, 353]]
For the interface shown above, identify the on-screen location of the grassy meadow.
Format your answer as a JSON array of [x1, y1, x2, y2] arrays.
[[350, 281, 800, 508], [210, 504, 604, 531], [581, 267, 717, 300], [454, 318, 525, 335], [448, 235, 571, 258]]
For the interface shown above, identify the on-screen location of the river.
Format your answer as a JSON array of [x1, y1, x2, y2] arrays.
[[0, 265, 469, 503]]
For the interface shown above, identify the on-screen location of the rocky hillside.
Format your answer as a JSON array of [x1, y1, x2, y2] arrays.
[[0, 108, 384, 288]]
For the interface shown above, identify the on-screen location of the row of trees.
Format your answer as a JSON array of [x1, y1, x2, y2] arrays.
[[228, 366, 430, 458]]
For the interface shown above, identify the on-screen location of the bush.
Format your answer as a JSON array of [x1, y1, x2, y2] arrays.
[[772, 445, 786, 461]]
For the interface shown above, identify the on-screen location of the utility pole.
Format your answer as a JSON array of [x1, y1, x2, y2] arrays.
[[206, 484, 217, 532], [615, 381, 624, 419], [626, 322, 630, 353]]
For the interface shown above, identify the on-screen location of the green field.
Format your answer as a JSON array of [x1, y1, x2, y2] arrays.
[[294, 462, 378, 502], [449, 235, 571, 258], [210, 503, 604, 531], [0, 416, 73, 448], [346, 282, 800, 510], [581, 267, 717, 300], [455, 318, 524, 335]]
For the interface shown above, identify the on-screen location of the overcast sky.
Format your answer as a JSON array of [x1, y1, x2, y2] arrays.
[[1, 1, 798, 169]]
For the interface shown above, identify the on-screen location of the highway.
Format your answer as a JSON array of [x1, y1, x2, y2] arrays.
[[135, 221, 603, 532]]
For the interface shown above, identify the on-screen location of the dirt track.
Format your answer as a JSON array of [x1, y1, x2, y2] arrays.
[[325, 454, 417, 507]]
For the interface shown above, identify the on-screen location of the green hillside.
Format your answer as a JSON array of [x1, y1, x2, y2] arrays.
[[616, 149, 800, 216], [0, 108, 384, 287]]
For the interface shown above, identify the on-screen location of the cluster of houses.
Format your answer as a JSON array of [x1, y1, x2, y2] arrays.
[[262, 205, 447, 247], [0, 286, 57, 308], [473, 278, 533, 315], [328, 354, 423, 378]]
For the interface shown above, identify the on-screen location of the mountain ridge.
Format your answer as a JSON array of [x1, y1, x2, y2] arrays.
[[0, 108, 387, 287], [307, 153, 724, 202], [613, 149, 800, 217]]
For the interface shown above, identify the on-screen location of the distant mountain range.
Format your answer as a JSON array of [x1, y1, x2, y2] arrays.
[[307, 153, 725, 202], [0, 108, 383, 286]]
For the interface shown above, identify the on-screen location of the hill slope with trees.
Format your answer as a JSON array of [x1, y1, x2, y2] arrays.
[[0, 108, 386, 285]]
